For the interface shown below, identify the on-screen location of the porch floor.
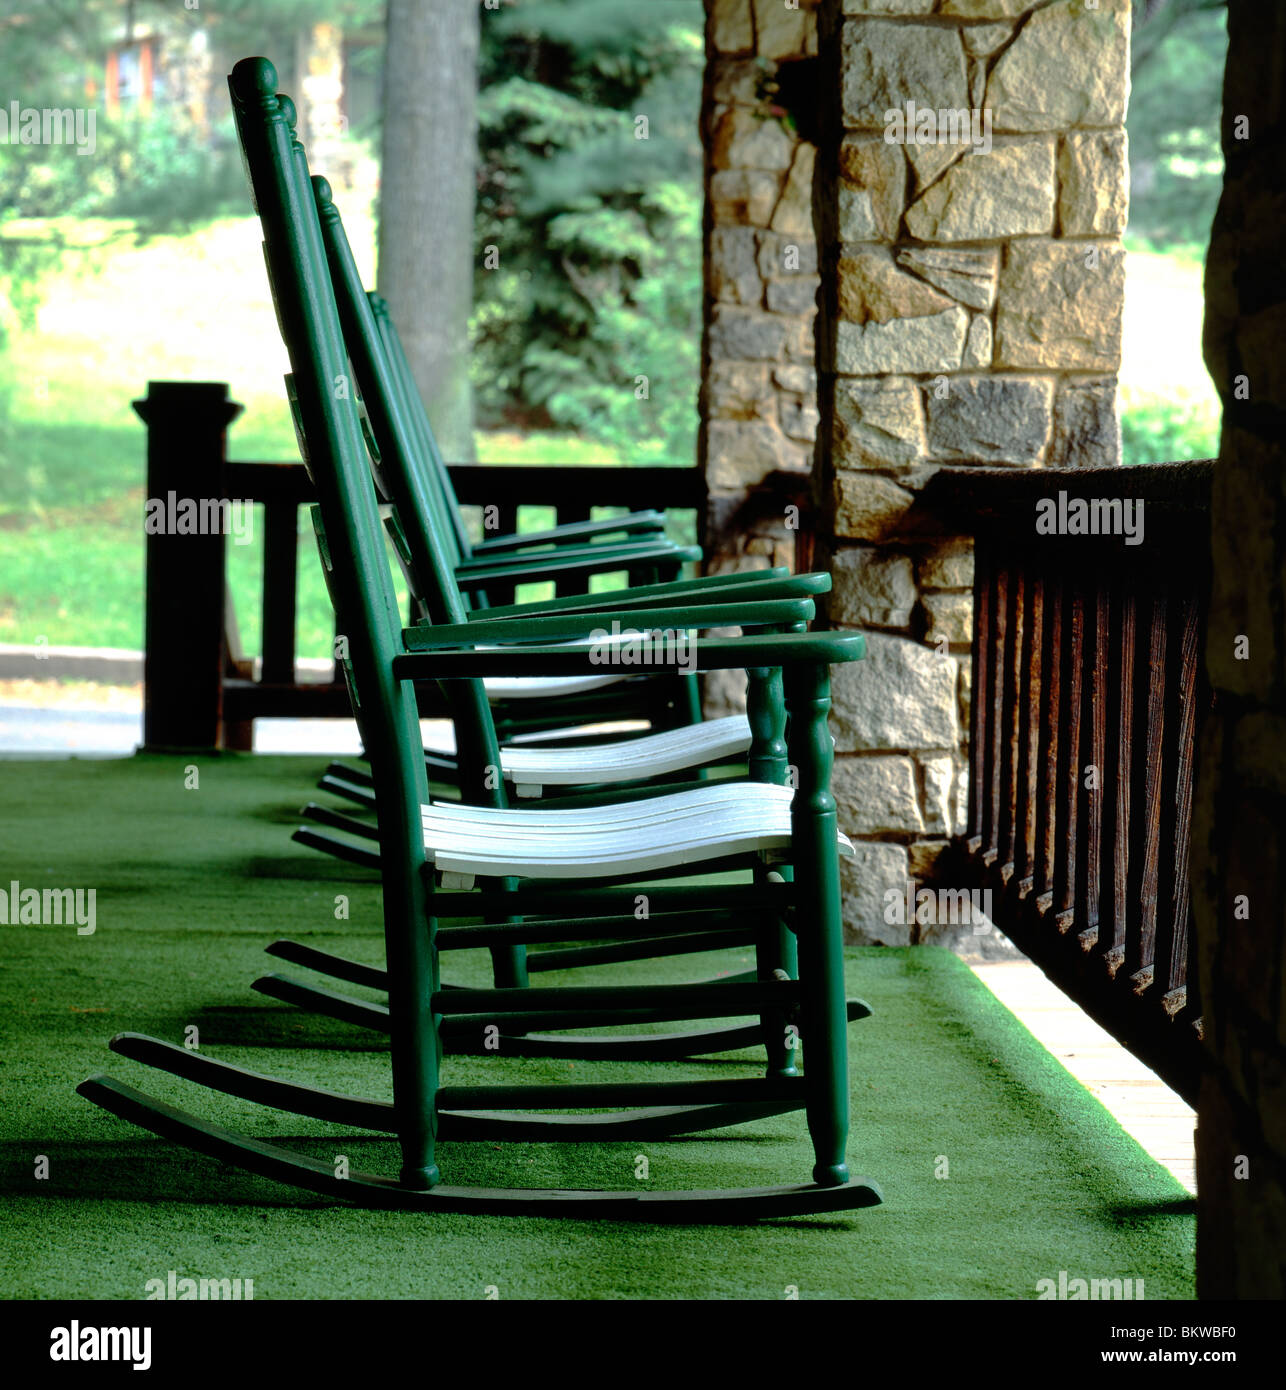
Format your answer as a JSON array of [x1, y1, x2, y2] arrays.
[[972, 961, 1197, 1195], [0, 754, 1195, 1299]]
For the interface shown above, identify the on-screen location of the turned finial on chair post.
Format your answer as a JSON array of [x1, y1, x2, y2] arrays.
[[229, 57, 279, 109]]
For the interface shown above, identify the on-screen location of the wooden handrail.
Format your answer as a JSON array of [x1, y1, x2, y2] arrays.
[[919, 461, 1214, 1104], [137, 381, 704, 750], [137, 385, 1215, 1101]]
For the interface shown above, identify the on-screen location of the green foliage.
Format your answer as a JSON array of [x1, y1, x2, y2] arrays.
[[1127, 2, 1228, 249], [1120, 395, 1219, 467], [95, 114, 247, 236], [471, 0, 705, 463], [0, 0, 385, 303]]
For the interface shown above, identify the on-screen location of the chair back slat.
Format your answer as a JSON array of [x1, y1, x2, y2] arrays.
[[312, 176, 469, 614], [370, 291, 476, 565]]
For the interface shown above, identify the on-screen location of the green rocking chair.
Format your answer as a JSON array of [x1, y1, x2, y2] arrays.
[[248, 146, 869, 1061], [75, 57, 882, 1220]]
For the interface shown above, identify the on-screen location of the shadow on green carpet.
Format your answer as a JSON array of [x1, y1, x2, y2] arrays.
[[0, 754, 1195, 1299]]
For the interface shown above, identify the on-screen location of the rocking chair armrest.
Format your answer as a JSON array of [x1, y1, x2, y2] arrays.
[[459, 569, 830, 620], [454, 543, 701, 589], [392, 630, 865, 681], [402, 597, 816, 651], [455, 538, 698, 574], [470, 511, 667, 554]]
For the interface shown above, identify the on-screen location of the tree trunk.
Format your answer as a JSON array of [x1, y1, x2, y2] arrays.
[[377, 0, 479, 463]]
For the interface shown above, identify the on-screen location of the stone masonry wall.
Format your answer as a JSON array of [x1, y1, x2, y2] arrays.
[[811, 0, 1130, 943], [702, 0, 823, 631]]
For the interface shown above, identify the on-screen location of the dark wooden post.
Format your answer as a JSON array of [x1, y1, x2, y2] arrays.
[[135, 381, 243, 751]]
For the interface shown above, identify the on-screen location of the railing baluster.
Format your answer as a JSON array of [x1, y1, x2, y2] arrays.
[[998, 565, 1024, 879], [261, 501, 299, 686], [982, 560, 1008, 866], [1015, 564, 1042, 895], [486, 502, 520, 607], [1054, 578, 1085, 931], [553, 501, 593, 599], [1033, 571, 1063, 912], [967, 540, 991, 851], [1154, 591, 1201, 1022], [1098, 574, 1135, 977], [1075, 584, 1109, 948], [1125, 584, 1167, 992]]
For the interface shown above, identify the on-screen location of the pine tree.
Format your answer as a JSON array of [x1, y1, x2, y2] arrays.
[[472, 0, 705, 464], [1128, 0, 1228, 248]]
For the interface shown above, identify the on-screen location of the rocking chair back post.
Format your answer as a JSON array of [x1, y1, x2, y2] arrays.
[[746, 663, 797, 1079], [230, 60, 442, 1188], [369, 290, 474, 566], [310, 163, 532, 992], [313, 172, 468, 620]]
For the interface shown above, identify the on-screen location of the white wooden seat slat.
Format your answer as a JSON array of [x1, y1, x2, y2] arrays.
[[420, 783, 853, 879], [482, 672, 626, 698], [426, 781, 787, 829], [499, 714, 751, 786]]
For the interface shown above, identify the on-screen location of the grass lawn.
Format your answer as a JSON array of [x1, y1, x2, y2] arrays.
[[0, 213, 660, 654], [0, 220, 1220, 654]]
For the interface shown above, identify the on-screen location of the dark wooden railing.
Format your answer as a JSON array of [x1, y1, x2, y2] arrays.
[[139, 384, 1213, 1097], [920, 462, 1214, 1105], [137, 380, 704, 750]]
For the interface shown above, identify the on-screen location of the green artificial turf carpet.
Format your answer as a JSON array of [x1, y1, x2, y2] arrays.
[[0, 754, 1195, 1300]]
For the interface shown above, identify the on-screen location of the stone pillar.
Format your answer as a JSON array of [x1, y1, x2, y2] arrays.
[[1192, 0, 1286, 1300], [812, 0, 1130, 942], [702, 0, 823, 687]]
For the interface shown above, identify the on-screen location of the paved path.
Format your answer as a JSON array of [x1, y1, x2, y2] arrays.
[[0, 703, 364, 756]]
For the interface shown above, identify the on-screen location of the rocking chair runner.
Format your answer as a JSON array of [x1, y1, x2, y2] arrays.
[[76, 57, 882, 1219]]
